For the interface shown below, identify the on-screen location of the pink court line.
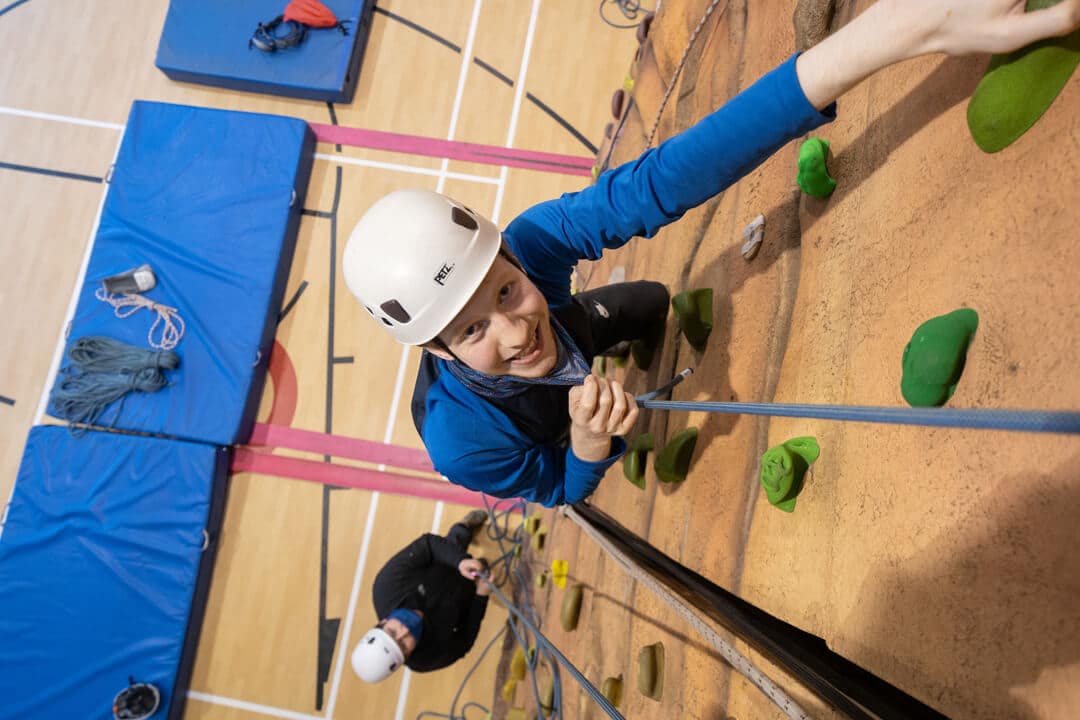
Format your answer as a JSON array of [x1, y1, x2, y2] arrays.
[[232, 447, 489, 509], [309, 123, 595, 177], [248, 422, 435, 474]]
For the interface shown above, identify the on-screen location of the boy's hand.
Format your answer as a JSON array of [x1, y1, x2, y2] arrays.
[[568, 374, 639, 462], [797, 0, 1080, 110], [458, 557, 486, 580]]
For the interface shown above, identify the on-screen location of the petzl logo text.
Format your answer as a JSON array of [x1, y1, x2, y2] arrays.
[[434, 262, 455, 286]]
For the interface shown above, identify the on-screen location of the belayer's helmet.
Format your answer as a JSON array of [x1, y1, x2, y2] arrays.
[[351, 627, 406, 683], [342, 189, 502, 345]]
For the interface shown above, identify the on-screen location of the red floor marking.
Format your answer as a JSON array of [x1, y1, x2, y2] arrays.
[[248, 423, 435, 474], [231, 447, 488, 508], [266, 340, 298, 428], [309, 123, 595, 177]]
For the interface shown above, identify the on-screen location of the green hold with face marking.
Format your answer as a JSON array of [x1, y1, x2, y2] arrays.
[[968, 0, 1080, 153], [901, 308, 979, 407], [760, 436, 820, 512], [797, 137, 836, 198]]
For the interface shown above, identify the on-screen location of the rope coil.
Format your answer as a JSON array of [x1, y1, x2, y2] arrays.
[[95, 288, 185, 351]]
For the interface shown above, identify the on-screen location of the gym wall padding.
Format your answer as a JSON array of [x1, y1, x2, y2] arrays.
[[56, 100, 315, 446], [156, 0, 376, 102], [0, 426, 230, 720]]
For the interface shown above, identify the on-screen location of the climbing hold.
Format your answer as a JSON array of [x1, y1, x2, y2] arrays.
[[502, 677, 518, 703], [623, 433, 655, 489], [511, 646, 528, 681], [671, 288, 713, 350], [760, 437, 820, 512], [540, 679, 555, 717], [741, 214, 766, 261], [635, 12, 655, 45], [637, 642, 665, 700], [604, 121, 614, 139], [551, 559, 569, 589], [532, 531, 547, 552], [513, 544, 522, 557], [792, 0, 836, 52], [561, 583, 584, 631], [901, 308, 979, 407], [592, 355, 606, 376], [796, 137, 836, 198], [611, 88, 626, 120], [535, 572, 548, 589], [630, 338, 656, 371], [523, 515, 542, 535], [601, 675, 624, 707], [654, 427, 698, 483], [968, 0, 1080, 153], [591, 164, 600, 181], [505, 709, 532, 720]]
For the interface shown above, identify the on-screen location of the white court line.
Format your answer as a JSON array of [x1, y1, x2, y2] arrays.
[[313, 153, 500, 185], [492, 0, 542, 226], [187, 691, 323, 720], [0, 105, 124, 130]]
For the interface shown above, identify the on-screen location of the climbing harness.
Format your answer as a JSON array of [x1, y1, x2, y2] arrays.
[[250, 0, 350, 52]]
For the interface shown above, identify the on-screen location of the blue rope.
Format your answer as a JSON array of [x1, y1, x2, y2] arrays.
[[48, 336, 179, 430], [483, 575, 625, 720], [636, 399, 1080, 434]]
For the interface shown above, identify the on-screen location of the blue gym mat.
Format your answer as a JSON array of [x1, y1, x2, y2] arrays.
[[0, 426, 230, 720], [156, 0, 375, 102], [53, 100, 314, 446]]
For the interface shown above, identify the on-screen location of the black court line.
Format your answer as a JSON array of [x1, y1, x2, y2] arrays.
[[527, 93, 599, 155], [0, 395, 14, 406], [473, 57, 513, 87], [303, 209, 334, 219], [332, 356, 354, 364], [0, 161, 102, 184], [279, 280, 309, 322], [0, 0, 32, 18], [376, 8, 596, 154], [315, 164, 344, 711], [325, 102, 343, 153], [375, 6, 461, 53]]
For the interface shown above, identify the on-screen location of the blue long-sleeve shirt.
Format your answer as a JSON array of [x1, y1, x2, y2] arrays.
[[417, 55, 835, 507]]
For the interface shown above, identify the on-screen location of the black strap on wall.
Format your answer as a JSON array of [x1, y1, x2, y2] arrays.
[[572, 502, 950, 720]]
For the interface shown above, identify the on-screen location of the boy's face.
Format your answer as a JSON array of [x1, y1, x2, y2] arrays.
[[379, 617, 417, 656], [434, 255, 557, 378]]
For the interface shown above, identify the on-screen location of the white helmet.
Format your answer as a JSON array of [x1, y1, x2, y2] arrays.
[[351, 627, 406, 683], [343, 189, 502, 345]]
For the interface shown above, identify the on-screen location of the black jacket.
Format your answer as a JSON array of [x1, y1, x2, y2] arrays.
[[372, 533, 489, 672]]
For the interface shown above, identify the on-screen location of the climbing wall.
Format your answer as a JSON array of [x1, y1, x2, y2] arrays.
[[529, 1, 1080, 718]]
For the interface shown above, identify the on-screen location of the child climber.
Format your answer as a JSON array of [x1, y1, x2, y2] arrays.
[[343, 0, 1080, 507]]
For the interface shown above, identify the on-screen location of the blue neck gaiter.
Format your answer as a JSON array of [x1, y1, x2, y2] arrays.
[[387, 608, 424, 645]]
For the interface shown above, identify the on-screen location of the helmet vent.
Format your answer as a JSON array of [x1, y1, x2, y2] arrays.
[[451, 206, 478, 231], [380, 299, 411, 323]]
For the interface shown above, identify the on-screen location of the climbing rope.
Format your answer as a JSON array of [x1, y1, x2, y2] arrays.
[[48, 336, 178, 430], [95, 287, 185, 351], [562, 505, 812, 720], [645, 0, 728, 146], [637, 398, 1080, 435], [599, 0, 653, 29]]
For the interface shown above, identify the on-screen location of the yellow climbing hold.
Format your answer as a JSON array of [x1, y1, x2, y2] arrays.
[[511, 646, 528, 681], [550, 559, 569, 589], [601, 675, 624, 707], [637, 642, 665, 700]]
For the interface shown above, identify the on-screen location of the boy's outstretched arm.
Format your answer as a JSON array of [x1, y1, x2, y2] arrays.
[[797, 0, 1080, 110]]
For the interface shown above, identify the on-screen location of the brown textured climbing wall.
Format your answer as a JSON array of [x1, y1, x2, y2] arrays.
[[543, 1, 1080, 718]]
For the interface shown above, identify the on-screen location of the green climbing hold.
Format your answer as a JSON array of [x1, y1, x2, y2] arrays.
[[760, 437, 820, 512], [532, 531, 547, 552], [535, 572, 548, 589], [901, 308, 979, 407], [654, 427, 698, 483], [601, 675, 624, 707], [630, 338, 656, 371], [796, 137, 836, 198], [671, 289, 713, 350], [523, 515, 542, 535], [561, 583, 584, 631], [623, 433, 655, 489], [968, 0, 1080, 153], [637, 642, 664, 700], [592, 355, 606, 376]]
